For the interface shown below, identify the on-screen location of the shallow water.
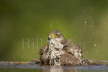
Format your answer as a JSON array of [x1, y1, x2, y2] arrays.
[[0, 63, 108, 72]]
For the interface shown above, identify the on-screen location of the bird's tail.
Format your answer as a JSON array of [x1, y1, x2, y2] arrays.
[[82, 58, 108, 65], [88, 59, 108, 65]]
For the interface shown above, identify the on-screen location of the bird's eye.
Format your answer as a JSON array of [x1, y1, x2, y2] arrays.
[[54, 34, 58, 37], [56, 32, 60, 35], [56, 33, 61, 37]]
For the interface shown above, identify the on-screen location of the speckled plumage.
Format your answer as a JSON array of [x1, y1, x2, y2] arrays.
[[40, 31, 86, 65]]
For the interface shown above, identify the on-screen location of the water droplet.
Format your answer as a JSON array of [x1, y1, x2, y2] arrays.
[[84, 20, 88, 24], [94, 43, 97, 47]]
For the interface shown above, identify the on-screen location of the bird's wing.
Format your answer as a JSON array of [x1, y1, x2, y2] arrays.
[[40, 44, 48, 55], [40, 44, 50, 65], [60, 53, 81, 65], [62, 40, 83, 56]]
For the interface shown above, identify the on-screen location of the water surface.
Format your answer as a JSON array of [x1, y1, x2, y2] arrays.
[[0, 63, 108, 72]]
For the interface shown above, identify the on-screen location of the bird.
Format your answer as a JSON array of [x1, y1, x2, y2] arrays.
[[40, 30, 88, 65]]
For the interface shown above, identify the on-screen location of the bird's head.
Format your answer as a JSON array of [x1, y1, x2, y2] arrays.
[[48, 30, 64, 42]]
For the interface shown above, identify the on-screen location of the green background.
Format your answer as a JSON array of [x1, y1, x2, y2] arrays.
[[0, 0, 108, 61]]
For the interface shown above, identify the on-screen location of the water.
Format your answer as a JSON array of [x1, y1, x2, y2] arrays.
[[0, 63, 108, 72]]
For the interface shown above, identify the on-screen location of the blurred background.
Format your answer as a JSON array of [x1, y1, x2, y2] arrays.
[[0, 0, 108, 61]]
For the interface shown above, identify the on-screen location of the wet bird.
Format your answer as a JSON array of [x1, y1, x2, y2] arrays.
[[40, 30, 87, 65]]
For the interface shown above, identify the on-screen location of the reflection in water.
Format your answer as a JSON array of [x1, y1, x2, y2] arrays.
[[0, 63, 108, 72], [50, 66, 63, 72], [43, 66, 77, 72]]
